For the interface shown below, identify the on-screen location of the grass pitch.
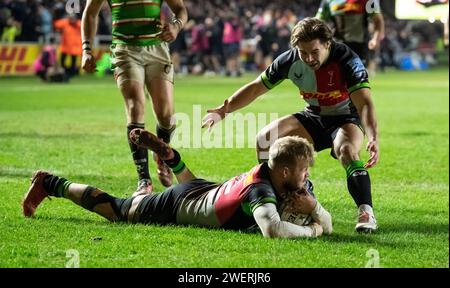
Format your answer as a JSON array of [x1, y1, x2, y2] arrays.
[[0, 68, 448, 268]]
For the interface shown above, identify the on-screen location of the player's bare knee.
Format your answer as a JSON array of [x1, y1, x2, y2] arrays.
[[337, 143, 358, 164]]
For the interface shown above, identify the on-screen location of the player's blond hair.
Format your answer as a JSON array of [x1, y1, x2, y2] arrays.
[[268, 136, 315, 169]]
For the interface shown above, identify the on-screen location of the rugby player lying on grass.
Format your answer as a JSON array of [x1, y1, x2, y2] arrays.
[[23, 130, 332, 238]]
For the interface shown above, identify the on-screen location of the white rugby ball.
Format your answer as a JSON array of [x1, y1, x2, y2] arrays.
[[280, 209, 313, 226]]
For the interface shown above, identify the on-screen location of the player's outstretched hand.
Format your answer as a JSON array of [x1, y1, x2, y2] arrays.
[[365, 139, 379, 168], [201, 99, 229, 132], [82, 52, 97, 73]]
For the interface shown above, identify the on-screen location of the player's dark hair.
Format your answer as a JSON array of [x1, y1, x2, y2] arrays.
[[290, 17, 333, 47]]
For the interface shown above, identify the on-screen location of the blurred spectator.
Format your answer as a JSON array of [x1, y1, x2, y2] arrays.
[[190, 19, 209, 74], [1, 0, 447, 75], [223, 15, 242, 76], [54, 13, 81, 77], [254, 9, 277, 70], [1, 14, 20, 43], [274, 15, 292, 58], [170, 27, 188, 74], [204, 16, 224, 74], [51, 0, 66, 21], [0, 0, 11, 37], [37, 0, 52, 42], [17, 0, 41, 42], [33, 37, 67, 82]]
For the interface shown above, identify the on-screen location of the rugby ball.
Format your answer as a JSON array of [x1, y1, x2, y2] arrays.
[[279, 208, 313, 226]]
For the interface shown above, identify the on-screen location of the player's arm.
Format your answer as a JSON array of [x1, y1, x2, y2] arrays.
[[202, 48, 295, 130], [310, 201, 332, 235], [247, 184, 323, 238], [350, 88, 379, 168], [81, 0, 103, 47], [202, 48, 296, 130], [81, 0, 104, 72], [162, 0, 188, 42], [226, 78, 269, 113], [369, 12, 385, 50], [201, 78, 269, 130], [253, 203, 323, 238]]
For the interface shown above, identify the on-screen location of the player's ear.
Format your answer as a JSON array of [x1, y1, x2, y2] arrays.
[[282, 166, 290, 179]]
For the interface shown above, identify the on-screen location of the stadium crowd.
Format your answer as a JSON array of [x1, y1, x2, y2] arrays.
[[0, 0, 447, 76]]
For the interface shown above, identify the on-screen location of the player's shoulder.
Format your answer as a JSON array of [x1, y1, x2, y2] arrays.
[[331, 42, 353, 59], [265, 48, 300, 80], [273, 48, 299, 65], [249, 182, 276, 194], [331, 41, 365, 68], [246, 182, 277, 201]]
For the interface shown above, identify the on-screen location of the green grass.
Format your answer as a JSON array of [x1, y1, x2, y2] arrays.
[[0, 69, 448, 268]]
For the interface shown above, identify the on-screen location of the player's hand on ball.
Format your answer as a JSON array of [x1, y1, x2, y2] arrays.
[[291, 188, 317, 215], [82, 52, 97, 73], [202, 99, 229, 132], [308, 222, 323, 237]]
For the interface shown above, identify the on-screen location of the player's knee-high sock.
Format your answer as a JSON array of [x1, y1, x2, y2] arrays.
[[156, 124, 175, 144], [346, 160, 373, 207], [43, 175, 72, 197], [127, 123, 150, 181], [162, 149, 185, 174]]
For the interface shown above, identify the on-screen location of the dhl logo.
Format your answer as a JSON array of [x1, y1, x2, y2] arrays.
[[301, 90, 346, 101], [0, 44, 110, 76], [0, 45, 34, 75], [331, 2, 363, 13]]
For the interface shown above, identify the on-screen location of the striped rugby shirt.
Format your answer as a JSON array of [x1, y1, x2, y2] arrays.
[[109, 0, 162, 46]]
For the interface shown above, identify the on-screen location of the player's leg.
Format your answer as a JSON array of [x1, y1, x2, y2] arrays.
[[119, 78, 153, 196], [113, 46, 153, 195], [144, 43, 176, 187], [146, 78, 176, 187], [129, 128, 195, 184], [22, 171, 133, 222], [256, 115, 314, 162], [146, 78, 175, 138], [333, 123, 377, 233]]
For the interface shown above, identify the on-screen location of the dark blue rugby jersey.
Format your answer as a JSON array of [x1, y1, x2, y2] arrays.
[[260, 41, 370, 116]]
